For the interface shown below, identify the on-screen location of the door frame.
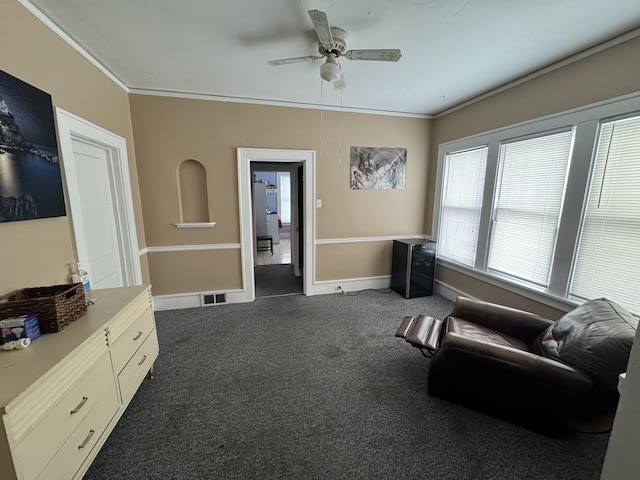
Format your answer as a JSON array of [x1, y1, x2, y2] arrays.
[[56, 108, 142, 287], [237, 148, 315, 301]]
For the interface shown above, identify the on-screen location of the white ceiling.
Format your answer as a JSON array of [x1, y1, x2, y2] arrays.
[[25, 0, 640, 117]]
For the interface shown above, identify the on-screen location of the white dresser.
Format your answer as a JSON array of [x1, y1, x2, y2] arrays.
[[0, 285, 159, 480]]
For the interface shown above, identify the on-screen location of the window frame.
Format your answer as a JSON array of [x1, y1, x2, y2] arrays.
[[433, 92, 640, 312], [568, 113, 640, 311]]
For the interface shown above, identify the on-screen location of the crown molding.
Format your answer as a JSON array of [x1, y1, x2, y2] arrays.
[[435, 26, 640, 118], [20, 0, 129, 92], [127, 88, 432, 119]]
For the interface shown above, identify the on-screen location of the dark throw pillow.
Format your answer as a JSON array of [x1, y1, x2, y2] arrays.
[[534, 298, 638, 391]]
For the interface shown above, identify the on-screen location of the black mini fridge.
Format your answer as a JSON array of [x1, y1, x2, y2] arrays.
[[391, 239, 436, 298]]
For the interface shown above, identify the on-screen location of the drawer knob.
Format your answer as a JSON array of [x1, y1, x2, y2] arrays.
[[70, 396, 89, 414], [133, 331, 143, 341], [138, 355, 148, 366], [78, 429, 95, 450]]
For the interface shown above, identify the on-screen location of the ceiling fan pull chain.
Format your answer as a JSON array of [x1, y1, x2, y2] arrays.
[[338, 88, 343, 164], [320, 77, 324, 164]]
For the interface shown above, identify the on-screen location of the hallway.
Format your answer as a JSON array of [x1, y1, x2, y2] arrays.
[[257, 238, 291, 265], [255, 238, 301, 297]]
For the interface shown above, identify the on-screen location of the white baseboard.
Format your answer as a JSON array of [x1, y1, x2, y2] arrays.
[[433, 280, 473, 303], [152, 277, 395, 310], [309, 276, 392, 295], [152, 277, 465, 311], [152, 289, 250, 311]]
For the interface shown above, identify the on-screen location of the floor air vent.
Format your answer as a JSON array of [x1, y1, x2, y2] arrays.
[[201, 293, 227, 306]]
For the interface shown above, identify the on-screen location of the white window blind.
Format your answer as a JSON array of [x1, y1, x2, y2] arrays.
[[438, 146, 488, 266], [278, 173, 291, 223], [487, 130, 573, 286], [571, 115, 640, 313]]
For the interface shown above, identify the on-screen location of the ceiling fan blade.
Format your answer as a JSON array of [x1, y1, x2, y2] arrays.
[[344, 49, 402, 62], [308, 10, 334, 48], [334, 71, 347, 90], [268, 56, 323, 66]]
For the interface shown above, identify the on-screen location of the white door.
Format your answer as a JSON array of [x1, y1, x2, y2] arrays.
[[71, 139, 124, 289], [56, 108, 142, 290]]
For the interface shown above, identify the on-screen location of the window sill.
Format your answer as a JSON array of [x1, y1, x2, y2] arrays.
[[436, 257, 579, 313]]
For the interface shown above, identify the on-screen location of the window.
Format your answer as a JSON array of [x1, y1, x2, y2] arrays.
[[434, 93, 640, 314], [487, 130, 573, 286], [438, 146, 488, 266], [571, 115, 640, 312], [278, 172, 291, 224]]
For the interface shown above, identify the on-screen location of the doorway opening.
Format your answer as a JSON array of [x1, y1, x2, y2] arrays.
[[252, 164, 301, 297], [237, 148, 315, 302]]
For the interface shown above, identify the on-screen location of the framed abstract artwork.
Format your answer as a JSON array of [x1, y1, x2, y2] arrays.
[[350, 146, 407, 190]]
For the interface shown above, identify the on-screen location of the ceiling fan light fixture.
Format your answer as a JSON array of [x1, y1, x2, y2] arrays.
[[320, 54, 341, 82], [267, 10, 402, 90]]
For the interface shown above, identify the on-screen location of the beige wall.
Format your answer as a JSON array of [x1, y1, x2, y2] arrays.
[[316, 242, 393, 282], [147, 250, 243, 295], [129, 94, 431, 295], [7, 0, 637, 310], [430, 35, 640, 316], [0, 0, 147, 294], [437, 268, 567, 320]]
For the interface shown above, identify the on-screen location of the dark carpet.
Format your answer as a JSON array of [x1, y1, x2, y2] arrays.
[[85, 291, 610, 480], [255, 264, 303, 297]]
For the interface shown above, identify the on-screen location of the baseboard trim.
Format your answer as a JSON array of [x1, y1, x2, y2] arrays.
[[153, 277, 395, 309], [434, 280, 474, 303], [152, 289, 249, 311], [310, 276, 392, 295], [152, 277, 466, 311]]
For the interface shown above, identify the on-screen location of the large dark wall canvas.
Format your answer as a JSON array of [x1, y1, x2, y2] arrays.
[[0, 70, 65, 223]]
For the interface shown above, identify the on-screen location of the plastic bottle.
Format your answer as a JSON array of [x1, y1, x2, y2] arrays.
[[75, 263, 91, 293]]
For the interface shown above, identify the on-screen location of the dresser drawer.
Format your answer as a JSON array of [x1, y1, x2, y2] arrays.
[[12, 352, 115, 480], [110, 307, 155, 374], [118, 329, 159, 404], [37, 379, 119, 480]]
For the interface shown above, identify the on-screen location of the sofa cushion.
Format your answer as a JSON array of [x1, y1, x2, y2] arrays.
[[534, 298, 638, 391]]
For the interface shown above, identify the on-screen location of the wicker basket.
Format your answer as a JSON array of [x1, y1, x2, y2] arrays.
[[0, 283, 87, 334]]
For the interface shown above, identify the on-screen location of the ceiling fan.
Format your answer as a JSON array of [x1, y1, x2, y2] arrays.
[[268, 9, 402, 90]]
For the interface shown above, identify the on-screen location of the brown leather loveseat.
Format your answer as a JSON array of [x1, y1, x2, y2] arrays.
[[398, 296, 638, 429]]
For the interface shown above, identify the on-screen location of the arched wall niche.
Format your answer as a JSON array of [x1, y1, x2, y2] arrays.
[[178, 159, 210, 223]]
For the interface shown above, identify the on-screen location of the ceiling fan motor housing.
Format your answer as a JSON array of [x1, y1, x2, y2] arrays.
[[319, 27, 348, 56]]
